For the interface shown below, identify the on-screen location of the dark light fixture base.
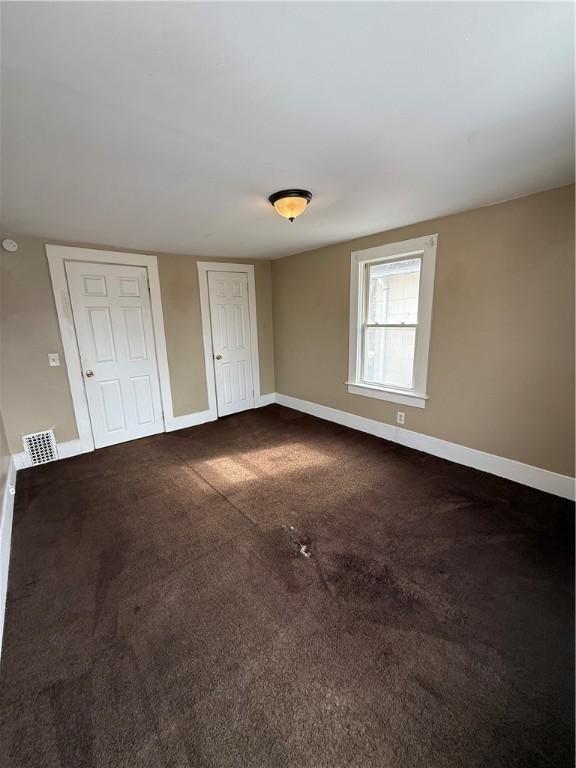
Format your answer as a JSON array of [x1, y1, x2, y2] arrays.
[[268, 189, 313, 207]]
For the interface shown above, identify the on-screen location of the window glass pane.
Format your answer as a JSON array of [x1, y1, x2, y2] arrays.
[[363, 327, 416, 389], [367, 257, 421, 324]]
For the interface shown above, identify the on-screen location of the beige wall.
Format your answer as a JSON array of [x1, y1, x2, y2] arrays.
[[0, 252, 10, 485], [159, 254, 274, 415], [0, 411, 8, 492], [0, 236, 275, 454], [272, 185, 575, 477], [0, 236, 78, 453]]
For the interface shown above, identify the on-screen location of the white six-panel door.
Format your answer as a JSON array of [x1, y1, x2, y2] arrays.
[[208, 271, 254, 417], [65, 261, 164, 448]]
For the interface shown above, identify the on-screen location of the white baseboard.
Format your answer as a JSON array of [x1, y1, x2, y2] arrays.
[[10, 401, 276, 465], [10, 395, 570, 500], [11, 453, 26, 471], [166, 396, 276, 431], [274, 392, 575, 501], [12, 438, 83, 470], [165, 409, 217, 432], [256, 393, 276, 408], [0, 457, 17, 658], [55, 438, 83, 460]]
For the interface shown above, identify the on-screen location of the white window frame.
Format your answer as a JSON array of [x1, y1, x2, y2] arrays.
[[347, 234, 438, 409]]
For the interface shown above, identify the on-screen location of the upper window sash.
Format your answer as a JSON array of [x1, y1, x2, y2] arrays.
[[364, 255, 422, 321]]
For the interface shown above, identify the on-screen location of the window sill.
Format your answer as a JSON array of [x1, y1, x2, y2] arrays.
[[346, 381, 429, 409]]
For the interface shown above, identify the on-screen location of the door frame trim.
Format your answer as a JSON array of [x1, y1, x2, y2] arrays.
[[46, 245, 174, 454], [196, 262, 261, 420]]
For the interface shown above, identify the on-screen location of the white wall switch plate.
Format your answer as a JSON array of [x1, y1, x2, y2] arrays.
[[48, 353, 60, 367], [397, 411, 405, 425]]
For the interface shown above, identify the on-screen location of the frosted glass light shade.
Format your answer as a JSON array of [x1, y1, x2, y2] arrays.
[[268, 189, 312, 221], [273, 196, 308, 220]]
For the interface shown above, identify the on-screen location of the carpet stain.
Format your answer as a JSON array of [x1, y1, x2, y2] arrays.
[[282, 524, 314, 558], [324, 552, 418, 611], [261, 524, 317, 594]]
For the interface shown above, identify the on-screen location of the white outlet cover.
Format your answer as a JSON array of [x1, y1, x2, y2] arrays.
[[48, 352, 60, 367], [397, 411, 405, 425]]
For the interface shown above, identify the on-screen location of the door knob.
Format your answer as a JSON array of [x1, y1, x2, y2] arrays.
[[85, 370, 94, 377], [215, 354, 222, 360]]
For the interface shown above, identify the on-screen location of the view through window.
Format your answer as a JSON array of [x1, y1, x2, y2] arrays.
[[362, 257, 421, 389]]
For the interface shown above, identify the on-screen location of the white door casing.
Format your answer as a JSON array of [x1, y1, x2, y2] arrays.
[[47, 246, 175, 454], [208, 271, 254, 417], [65, 261, 164, 448], [197, 261, 261, 421]]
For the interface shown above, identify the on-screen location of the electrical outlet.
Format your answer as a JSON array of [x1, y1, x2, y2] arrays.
[[48, 353, 60, 367], [397, 411, 405, 425]]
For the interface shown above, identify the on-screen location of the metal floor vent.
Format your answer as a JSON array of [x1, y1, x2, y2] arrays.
[[22, 430, 58, 466]]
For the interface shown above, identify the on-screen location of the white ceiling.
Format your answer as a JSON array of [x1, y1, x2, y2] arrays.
[[1, 2, 574, 259]]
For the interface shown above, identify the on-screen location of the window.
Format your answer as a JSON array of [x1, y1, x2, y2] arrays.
[[347, 235, 437, 409], [363, 257, 421, 389]]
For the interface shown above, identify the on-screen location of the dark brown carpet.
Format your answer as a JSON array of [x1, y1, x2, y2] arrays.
[[0, 405, 573, 767]]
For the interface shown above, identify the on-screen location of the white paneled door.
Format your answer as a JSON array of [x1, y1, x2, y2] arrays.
[[65, 261, 164, 448], [208, 271, 254, 417]]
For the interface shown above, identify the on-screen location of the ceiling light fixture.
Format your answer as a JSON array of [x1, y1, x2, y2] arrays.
[[268, 189, 312, 222]]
